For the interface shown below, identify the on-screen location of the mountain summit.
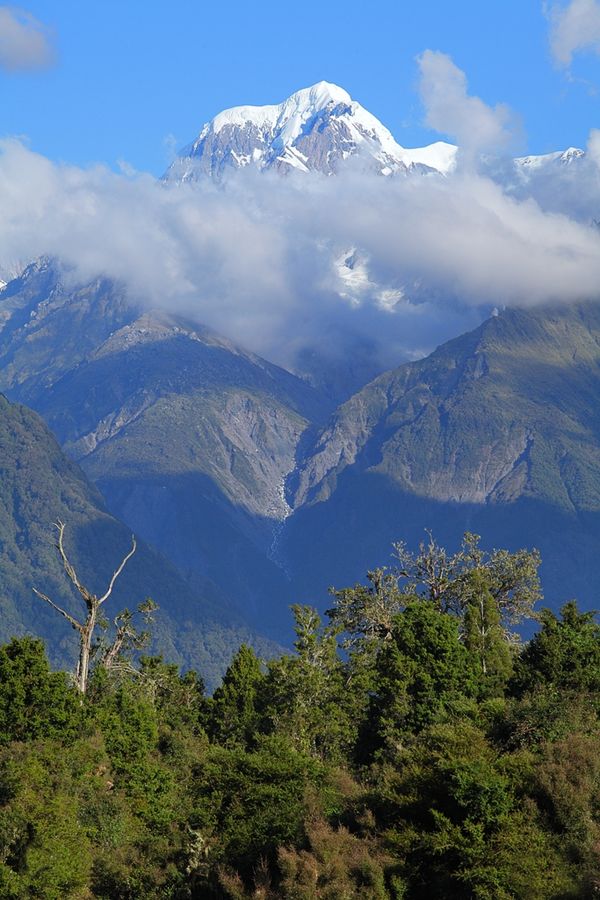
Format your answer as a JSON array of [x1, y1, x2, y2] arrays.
[[165, 80, 458, 181]]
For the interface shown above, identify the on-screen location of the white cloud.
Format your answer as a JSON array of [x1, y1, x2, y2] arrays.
[[417, 50, 518, 165], [587, 127, 600, 165], [547, 0, 600, 66], [1, 138, 600, 376], [0, 6, 54, 71]]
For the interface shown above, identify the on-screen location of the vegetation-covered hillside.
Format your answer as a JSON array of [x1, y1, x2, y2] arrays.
[[0, 261, 329, 636], [0, 392, 278, 689], [1, 533, 598, 898], [283, 302, 600, 618]]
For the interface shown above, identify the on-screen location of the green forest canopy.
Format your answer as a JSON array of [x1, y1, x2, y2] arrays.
[[0, 533, 599, 898]]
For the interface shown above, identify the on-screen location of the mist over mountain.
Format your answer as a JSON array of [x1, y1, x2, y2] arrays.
[[2, 78, 600, 391], [0, 260, 329, 637], [4, 257, 600, 648]]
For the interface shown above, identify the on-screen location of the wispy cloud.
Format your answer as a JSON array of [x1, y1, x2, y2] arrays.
[[547, 0, 600, 67], [417, 50, 520, 165], [0, 6, 54, 72]]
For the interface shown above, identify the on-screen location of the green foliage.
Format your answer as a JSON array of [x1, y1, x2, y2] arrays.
[[0, 740, 100, 898], [328, 532, 541, 658], [511, 600, 600, 696], [328, 568, 406, 650], [0, 533, 598, 897], [375, 722, 578, 899], [263, 606, 356, 761], [189, 736, 323, 886], [392, 532, 542, 628], [0, 637, 81, 744], [462, 570, 513, 697], [207, 644, 265, 748], [366, 602, 478, 753]]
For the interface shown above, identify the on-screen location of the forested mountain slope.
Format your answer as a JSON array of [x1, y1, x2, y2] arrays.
[[0, 393, 278, 687], [282, 303, 600, 614], [4, 260, 600, 638], [0, 261, 328, 634]]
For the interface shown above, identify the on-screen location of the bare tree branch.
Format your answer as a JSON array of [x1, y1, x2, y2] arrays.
[[32, 587, 82, 633], [102, 613, 136, 671], [54, 520, 88, 600], [99, 537, 137, 605], [33, 524, 139, 694]]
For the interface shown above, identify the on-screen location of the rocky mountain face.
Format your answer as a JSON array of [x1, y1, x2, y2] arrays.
[[292, 304, 600, 509], [3, 261, 600, 642], [0, 261, 329, 636], [6, 252, 600, 642], [0, 392, 278, 689], [0, 259, 135, 402], [165, 81, 458, 181], [280, 302, 600, 614], [165, 80, 590, 193]]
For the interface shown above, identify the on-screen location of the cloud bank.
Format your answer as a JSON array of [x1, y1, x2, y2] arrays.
[[1, 136, 600, 374], [547, 0, 600, 66], [0, 6, 54, 71], [1, 52, 600, 376]]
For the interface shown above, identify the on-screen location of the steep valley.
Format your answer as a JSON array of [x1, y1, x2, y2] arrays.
[[0, 262, 330, 641], [3, 263, 600, 652]]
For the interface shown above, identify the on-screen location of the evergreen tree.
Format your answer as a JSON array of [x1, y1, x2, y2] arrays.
[[264, 606, 353, 760], [365, 602, 478, 756], [208, 644, 265, 748], [510, 600, 600, 696], [0, 637, 81, 744]]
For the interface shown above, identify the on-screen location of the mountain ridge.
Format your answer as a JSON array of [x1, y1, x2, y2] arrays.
[[0, 262, 331, 636], [290, 302, 600, 510], [165, 80, 458, 181], [165, 80, 587, 186]]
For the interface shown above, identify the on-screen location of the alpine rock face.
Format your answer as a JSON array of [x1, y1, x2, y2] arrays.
[[7, 259, 600, 648], [280, 302, 600, 620], [0, 260, 330, 638], [165, 80, 590, 188], [165, 81, 458, 181]]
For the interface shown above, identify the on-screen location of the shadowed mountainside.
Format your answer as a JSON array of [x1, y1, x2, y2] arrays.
[[0, 393, 280, 688], [281, 303, 600, 617]]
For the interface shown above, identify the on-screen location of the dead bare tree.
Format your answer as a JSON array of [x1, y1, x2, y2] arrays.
[[33, 521, 136, 694]]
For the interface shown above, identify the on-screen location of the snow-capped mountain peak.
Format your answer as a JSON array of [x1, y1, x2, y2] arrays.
[[209, 81, 352, 138], [515, 146, 585, 171], [165, 81, 458, 182]]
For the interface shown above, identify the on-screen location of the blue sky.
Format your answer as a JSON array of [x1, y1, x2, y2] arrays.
[[2, 0, 600, 174]]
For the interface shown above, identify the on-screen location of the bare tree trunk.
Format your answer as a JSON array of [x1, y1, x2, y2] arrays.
[[33, 521, 136, 694], [76, 605, 97, 694]]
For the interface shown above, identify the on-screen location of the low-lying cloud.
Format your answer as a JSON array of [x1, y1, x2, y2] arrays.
[[0, 6, 54, 72], [2, 136, 600, 377], [547, 0, 600, 66]]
